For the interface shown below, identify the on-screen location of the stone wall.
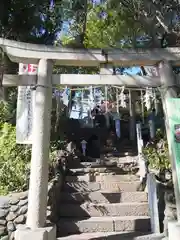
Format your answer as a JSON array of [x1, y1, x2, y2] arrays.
[[0, 177, 63, 240]]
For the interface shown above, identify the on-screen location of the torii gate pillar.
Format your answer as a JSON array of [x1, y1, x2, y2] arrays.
[[26, 59, 54, 229], [15, 59, 56, 240]]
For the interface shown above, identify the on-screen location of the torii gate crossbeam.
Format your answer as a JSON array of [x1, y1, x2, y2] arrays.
[[1, 38, 180, 66], [0, 38, 180, 240], [2, 74, 164, 87]]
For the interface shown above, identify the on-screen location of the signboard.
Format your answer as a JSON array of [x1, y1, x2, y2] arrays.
[[166, 98, 180, 188], [16, 63, 38, 144], [16, 86, 35, 144], [19, 63, 38, 75]]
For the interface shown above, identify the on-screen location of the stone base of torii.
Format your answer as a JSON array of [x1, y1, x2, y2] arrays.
[[1, 38, 180, 240]]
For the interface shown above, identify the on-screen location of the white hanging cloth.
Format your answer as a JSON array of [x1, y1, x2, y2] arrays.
[[105, 85, 108, 112], [62, 86, 69, 106], [88, 85, 94, 109], [119, 86, 126, 108], [144, 87, 152, 111], [88, 85, 94, 127]]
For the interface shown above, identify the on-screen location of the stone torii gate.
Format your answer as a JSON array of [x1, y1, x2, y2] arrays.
[[1, 38, 180, 240]]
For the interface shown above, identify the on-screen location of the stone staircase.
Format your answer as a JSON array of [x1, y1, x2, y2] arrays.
[[56, 154, 164, 240]]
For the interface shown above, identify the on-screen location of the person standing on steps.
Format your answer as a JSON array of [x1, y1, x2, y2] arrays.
[[91, 105, 100, 127], [91, 105, 106, 129]]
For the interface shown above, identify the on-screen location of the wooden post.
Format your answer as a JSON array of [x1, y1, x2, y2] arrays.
[[159, 60, 180, 221]]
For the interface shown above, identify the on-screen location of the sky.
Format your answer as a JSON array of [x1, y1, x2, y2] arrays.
[[124, 67, 141, 75]]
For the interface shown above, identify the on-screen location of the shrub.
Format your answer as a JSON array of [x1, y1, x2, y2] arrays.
[[0, 122, 31, 195], [143, 129, 171, 174]]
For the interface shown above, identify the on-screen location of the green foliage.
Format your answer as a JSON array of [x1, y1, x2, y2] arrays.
[[0, 94, 17, 122], [0, 101, 12, 123], [61, 2, 138, 49], [84, 3, 142, 48], [143, 129, 171, 172], [0, 123, 31, 195], [0, 88, 17, 124]]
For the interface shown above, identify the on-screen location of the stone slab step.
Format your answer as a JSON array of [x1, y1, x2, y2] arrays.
[[57, 216, 151, 234], [59, 202, 149, 217], [63, 181, 140, 193], [66, 174, 139, 182], [57, 232, 164, 240], [60, 191, 148, 204]]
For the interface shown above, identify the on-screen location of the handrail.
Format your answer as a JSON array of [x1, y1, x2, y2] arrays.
[[147, 172, 160, 233], [136, 123, 160, 233]]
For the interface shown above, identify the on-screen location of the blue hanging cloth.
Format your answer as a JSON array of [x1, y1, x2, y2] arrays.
[[115, 119, 121, 138]]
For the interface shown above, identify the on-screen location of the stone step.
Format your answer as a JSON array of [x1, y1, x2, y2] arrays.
[[73, 161, 118, 168], [57, 232, 164, 240], [69, 158, 138, 168], [57, 216, 151, 235], [63, 181, 140, 193], [77, 160, 138, 168], [68, 166, 138, 176], [66, 174, 139, 182], [59, 202, 149, 217], [60, 191, 148, 204]]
